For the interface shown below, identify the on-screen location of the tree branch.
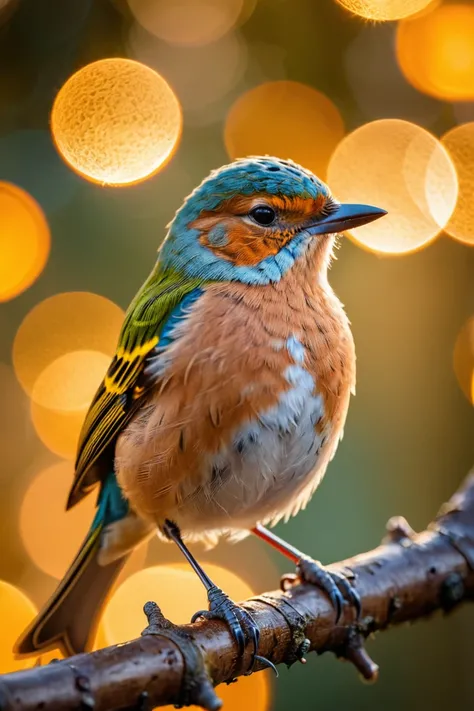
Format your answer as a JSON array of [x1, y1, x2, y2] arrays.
[[1, 470, 474, 711]]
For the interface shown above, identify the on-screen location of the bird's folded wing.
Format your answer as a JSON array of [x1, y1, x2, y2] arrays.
[[67, 265, 205, 510]]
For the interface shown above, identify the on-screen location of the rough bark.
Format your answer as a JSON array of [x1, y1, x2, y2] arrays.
[[1, 470, 474, 711]]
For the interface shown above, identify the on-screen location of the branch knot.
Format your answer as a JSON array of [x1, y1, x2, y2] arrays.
[[142, 602, 222, 711]]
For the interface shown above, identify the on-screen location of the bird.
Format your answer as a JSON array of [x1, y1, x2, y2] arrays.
[[15, 156, 386, 667]]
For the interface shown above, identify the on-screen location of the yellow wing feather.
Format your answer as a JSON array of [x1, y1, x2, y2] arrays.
[[66, 266, 205, 510]]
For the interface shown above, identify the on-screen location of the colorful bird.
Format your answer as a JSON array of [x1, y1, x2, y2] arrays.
[[15, 156, 385, 667]]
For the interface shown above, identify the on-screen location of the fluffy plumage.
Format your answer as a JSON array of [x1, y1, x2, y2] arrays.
[[15, 155, 384, 659]]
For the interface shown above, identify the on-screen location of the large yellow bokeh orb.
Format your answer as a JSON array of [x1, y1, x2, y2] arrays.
[[101, 563, 255, 645], [396, 4, 474, 101], [30, 402, 87, 459], [327, 119, 458, 254], [224, 81, 344, 180], [441, 123, 474, 246], [128, 0, 245, 47], [20, 461, 96, 579], [31, 350, 111, 412], [13, 291, 123, 402], [0, 581, 38, 672], [163, 673, 270, 711], [336, 0, 436, 21], [51, 58, 182, 185], [0, 182, 50, 302]]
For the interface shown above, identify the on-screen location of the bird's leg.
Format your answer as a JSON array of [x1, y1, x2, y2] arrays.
[[162, 520, 276, 674], [251, 523, 361, 622]]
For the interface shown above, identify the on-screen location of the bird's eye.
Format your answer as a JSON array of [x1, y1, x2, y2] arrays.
[[249, 205, 276, 226]]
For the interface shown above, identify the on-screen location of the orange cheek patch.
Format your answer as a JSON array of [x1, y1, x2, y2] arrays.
[[200, 223, 281, 266], [193, 193, 330, 267]]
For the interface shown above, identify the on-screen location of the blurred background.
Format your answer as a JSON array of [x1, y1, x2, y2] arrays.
[[0, 0, 473, 708]]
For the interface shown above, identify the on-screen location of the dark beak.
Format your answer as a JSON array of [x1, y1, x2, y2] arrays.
[[307, 203, 387, 236]]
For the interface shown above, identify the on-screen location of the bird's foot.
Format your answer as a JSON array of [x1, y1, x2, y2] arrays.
[[281, 555, 361, 623], [191, 586, 277, 675]]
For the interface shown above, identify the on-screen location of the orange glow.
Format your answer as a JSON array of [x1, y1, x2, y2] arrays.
[[163, 673, 271, 711], [0, 182, 50, 302], [29, 350, 110, 459], [31, 350, 110, 411], [336, 0, 436, 20], [20, 462, 96, 579], [0, 581, 37, 672], [127, 0, 245, 47], [51, 58, 182, 186], [30, 402, 86, 460], [327, 119, 458, 255], [441, 123, 474, 246], [102, 563, 255, 646], [396, 4, 474, 101], [453, 317, 474, 405], [13, 292, 123, 401], [224, 81, 344, 180]]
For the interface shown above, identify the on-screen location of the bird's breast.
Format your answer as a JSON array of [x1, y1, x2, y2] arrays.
[[116, 266, 355, 539]]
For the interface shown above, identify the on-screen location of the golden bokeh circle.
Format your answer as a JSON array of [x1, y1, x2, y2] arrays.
[[453, 317, 474, 405], [32, 350, 111, 412], [336, 0, 436, 20], [20, 461, 96, 579], [127, 0, 244, 47], [0, 182, 50, 302], [0, 581, 37, 672], [224, 81, 344, 180], [163, 673, 270, 711], [12, 291, 123, 403], [441, 123, 474, 246], [51, 58, 182, 186], [30, 402, 88, 460], [102, 563, 255, 645], [396, 3, 474, 101], [327, 119, 458, 254]]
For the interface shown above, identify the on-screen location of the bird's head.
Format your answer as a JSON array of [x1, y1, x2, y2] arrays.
[[161, 156, 386, 285]]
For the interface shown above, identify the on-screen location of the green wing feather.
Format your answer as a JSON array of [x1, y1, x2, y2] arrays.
[[67, 264, 205, 510]]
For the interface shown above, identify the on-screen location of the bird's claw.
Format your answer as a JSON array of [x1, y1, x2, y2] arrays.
[[191, 586, 277, 676], [281, 556, 361, 623]]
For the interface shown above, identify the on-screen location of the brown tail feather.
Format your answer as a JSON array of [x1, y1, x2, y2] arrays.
[[15, 525, 128, 658]]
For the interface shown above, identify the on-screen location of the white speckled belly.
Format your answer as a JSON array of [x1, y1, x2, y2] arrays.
[[171, 336, 330, 537]]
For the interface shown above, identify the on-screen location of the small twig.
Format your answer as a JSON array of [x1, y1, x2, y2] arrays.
[[0, 470, 473, 711]]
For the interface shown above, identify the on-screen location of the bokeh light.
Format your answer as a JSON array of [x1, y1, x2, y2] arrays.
[[128, 24, 247, 127], [345, 23, 442, 125], [396, 3, 474, 101], [102, 563, 255, 645], [51, 58, 182, 186], [327, 119, 458, 254], [127, 0, 247, 47], [453, 317, 474, 405], [0, 182, 50, 302], [0, 581, 38, 672], [102, 561, 271, 711], [441, 123, 474, 246], [30, 401, 91, 460], [31, 350, 111, 411], [20, 461, 96, 578], [164, 673, 270, 711], [336, 0, 436, 20], [224, 81, 344, 180], [12, 292, 123, 403]]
